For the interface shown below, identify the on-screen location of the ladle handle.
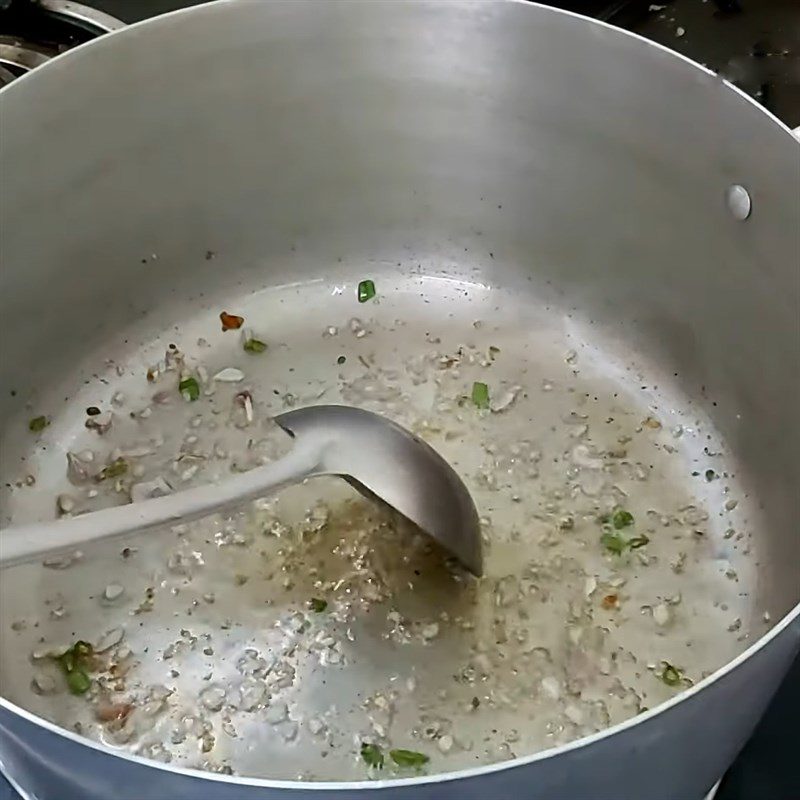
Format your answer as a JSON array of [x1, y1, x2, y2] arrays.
[[0, 442, 323, 567]]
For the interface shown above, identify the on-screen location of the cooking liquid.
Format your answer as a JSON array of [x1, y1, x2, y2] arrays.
[[0, 275, 761, 779]]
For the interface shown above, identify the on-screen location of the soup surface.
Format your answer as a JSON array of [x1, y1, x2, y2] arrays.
[[0, 275, 761, 779]]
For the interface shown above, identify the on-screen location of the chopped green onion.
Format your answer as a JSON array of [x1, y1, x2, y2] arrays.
[[611, 509, 634, 529], [28, 415, 49, 433], [660, 662, 683, 687], [704, 469, 716, 482], [65, 669, 92, 695], [357, 279, 376, 303], [55, 641, 94, 695], [600, 532, 627, 556], [389, 749, 429, 768], [602, 530, 649, 555], [360, 742, 384, 769], [337, 355, 346, 365], [97, 458, 128, 481], [179, 376, 200, 402], [243, 338, 267, 354], [308, 598, 328, 613], [471, 381, 490, 410], [73, 640, 93, 657]]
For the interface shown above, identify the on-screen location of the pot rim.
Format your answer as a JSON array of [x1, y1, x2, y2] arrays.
[[1, 0, 798, 788], [3, 603, 798, 789]]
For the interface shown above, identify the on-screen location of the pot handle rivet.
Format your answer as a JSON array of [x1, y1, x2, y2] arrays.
[[726, 184, 752, 221]]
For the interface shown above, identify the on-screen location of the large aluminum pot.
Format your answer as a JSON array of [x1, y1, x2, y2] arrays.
[[0, 1, 798, 798]]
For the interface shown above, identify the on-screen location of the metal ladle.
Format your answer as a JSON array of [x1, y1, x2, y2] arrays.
[[0, 405, 483, 574]]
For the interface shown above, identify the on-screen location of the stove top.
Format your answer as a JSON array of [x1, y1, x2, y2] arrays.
[[0, 0, 123, 85], [0, 2, 797, 799]]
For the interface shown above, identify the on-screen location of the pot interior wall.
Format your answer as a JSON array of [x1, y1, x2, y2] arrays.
[[0, 2, 797, 630]]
